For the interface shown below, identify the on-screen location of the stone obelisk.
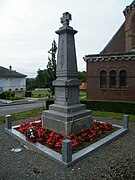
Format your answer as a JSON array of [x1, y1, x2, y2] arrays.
[[42, 12, 92, 137]]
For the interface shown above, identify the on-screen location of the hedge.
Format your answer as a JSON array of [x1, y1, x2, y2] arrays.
[[46, 100, 54, 110], [46, 100, 135, 115], [80, 100, 135, 115]]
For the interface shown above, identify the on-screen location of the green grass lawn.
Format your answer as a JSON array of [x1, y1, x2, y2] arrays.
[[0, 107, 45, 124], [79, 91, 86, 100], [92, 111, 135, 121], [0, 106, 134, 125], [32, 90, 52, 98], [32, 90, 86, 99]]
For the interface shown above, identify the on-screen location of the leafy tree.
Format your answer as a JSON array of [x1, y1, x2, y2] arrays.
[[26, 40, 57, 92], [26, 78, 37, 90], [47, 40, 57, 94], [36, 69, 49, 88], [78, 71, 86, 82]]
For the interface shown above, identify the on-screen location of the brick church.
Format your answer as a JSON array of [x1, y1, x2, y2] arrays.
[[84, 1, 135, 101]]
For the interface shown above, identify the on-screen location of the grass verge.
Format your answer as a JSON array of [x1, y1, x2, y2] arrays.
[[0, 107, 45, 124], [32, 90, 52, 98], [92, 111, 135, 122], [0, 108, 135, 125], [79, 91, 86, 100]]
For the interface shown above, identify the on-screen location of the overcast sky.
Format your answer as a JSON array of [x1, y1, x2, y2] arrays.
[[0, 0, 133, 78]]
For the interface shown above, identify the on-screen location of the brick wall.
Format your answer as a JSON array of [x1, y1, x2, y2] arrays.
[[86, 59, 135, 101], [86, 2, 135, 101], [125, 8, 135, 51]]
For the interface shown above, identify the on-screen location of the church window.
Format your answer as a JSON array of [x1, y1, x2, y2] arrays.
[[109, 70, 116, 88], [131, 15, 135, 48], [100, 70, 107, 88], [119, 70, 127, 88]]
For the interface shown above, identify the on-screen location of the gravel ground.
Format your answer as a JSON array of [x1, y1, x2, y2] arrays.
[[0, 118, 135, 180]]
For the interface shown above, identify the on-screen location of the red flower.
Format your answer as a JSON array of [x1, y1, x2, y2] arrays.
[[26, 137, 36, 143], [67, 134, 75, 140], [49, 131, 54, 138], [82, 133, 87, 137], [38, 128, 42, 137], [36, 117, 40, 121], [77, 136, 85, 142], [88, 134, 93, 140], [72, 139, 79, 149], [55, 141, 62, 148], [97, 130, 102, 135], [17, 117, 114, 152], [36, 137, 43, 142]]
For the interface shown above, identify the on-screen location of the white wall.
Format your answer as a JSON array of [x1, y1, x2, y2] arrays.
[[0, 77, 26, 92]]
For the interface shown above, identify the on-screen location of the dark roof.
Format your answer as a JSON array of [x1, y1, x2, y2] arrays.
[[130, 0, 135, 6], [100, 23, 125, 54], [84, 52, 135, 62], [0, 66, 27, 78], [123, 0, 135, 15]]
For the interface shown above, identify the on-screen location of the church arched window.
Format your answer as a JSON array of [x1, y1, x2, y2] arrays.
[[119, 70, 127, 88], [131, 14, 135, 48], [109, 70, 116, 88], [100, 70, 107, 88]]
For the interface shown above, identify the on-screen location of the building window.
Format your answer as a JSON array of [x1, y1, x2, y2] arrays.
[[109, 70, 116, 88], [119, 70, 127, 89], [100, 70, 107, 88], [131, 15, 135, 48]]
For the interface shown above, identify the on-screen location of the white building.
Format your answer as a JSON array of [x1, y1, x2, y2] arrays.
[[0, 66, 27, 97]]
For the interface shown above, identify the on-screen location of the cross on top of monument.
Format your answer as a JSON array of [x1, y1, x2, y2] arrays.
[[61, 12, 71, 26]]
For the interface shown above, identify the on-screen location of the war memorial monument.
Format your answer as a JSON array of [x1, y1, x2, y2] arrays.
[[42, 12, 92, 137]]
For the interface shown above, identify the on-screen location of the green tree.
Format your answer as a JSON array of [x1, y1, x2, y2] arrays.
[[26, 78, 37, 90], [36, 69, 49, 88], [78, 71, 86, 82], [47, 40, 57, 94]]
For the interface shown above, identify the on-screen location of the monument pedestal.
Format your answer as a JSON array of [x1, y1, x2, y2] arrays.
[[43, 103, 92, 137], [42, 12, 92, 137]]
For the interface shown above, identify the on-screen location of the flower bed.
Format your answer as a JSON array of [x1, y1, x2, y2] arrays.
[[17, 118, 117, 153]]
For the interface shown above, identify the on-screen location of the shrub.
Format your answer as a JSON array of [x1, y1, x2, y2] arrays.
[[25, 91, 32, 97], [0, 91, 15, 100], [46, 100, 54, 109], [81, 100, 135, 115]]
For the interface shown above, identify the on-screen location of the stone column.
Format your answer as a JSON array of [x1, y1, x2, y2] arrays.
[[42, 12, 92, 137], [123, 114, 129, 129], [6, 115, 12, 129], [62, 139, 72, 163]]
